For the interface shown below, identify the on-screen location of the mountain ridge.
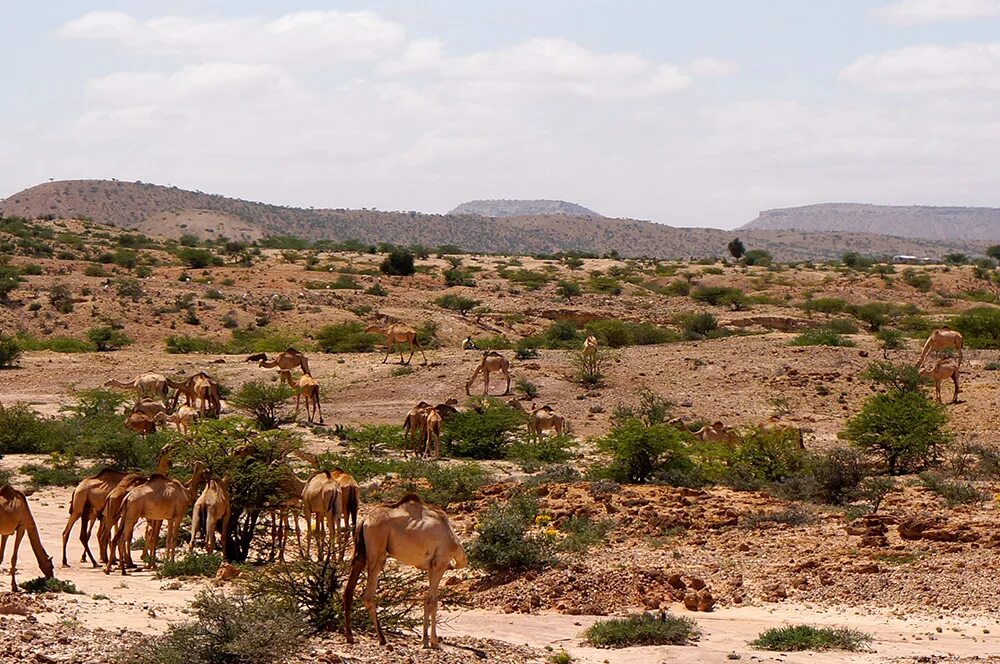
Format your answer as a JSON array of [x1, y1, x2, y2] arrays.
[[448, 199, 601, 218]]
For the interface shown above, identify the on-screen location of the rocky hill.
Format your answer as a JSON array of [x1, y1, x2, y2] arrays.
[[741, 203, 1000, 243], [448, 199, 601, 217], [0, 180, 982, 260]]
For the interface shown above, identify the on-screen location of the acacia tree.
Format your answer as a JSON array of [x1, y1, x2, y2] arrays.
[[727, 237, 745, 259]]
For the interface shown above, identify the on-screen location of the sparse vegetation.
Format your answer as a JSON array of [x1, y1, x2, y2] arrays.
[[750, 625, 871, 652], [584, 612, 700, 648]]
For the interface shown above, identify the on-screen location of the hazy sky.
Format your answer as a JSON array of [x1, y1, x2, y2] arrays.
[[2, 1, 999, 228]]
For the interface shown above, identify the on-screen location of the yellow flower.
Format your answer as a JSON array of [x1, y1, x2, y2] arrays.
[[535, 515, 552, 526], [544, 527, 558, 538]]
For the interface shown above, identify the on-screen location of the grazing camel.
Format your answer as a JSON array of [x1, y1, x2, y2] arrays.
[[62, 443, 175, 568], [762, 418, 805, 450], [465, 351, 511, 396], [423, 407, 444, 459], [125, 412, 156, 437], [918, 328, 964, 366], [0, 486, 55, 592], [344, 494, 467, 649], [106, 462, 207, 575], [365, 323, 428, 365], [268, 461, 309, 561], [278, 369, 324, 424], [301, 472, 343, 559], [189, 476, 231, 556], [247, 348, 312, 376], [402, 402, 431, 458], [692, 421, 739, 445], [582, 335, 599, 358], [131, 399, 168, 419], [105, 373, 169, 403], [154, 404, 199, 434], [920, 358, 961, 404], [528, 405, 565, 439], [166, 373, 221, 417]]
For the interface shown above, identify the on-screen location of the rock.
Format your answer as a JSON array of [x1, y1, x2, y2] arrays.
[[667, 573, 686, 590], [696, 589, 715, 612], [683, 591, 700, 611], [688, 577, 706, 591]]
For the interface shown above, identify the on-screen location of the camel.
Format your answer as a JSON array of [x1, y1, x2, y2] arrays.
[[402, 402, 431, 458], [131, 399, 168, 419], [105, 373, 169, 403], [98, 473, 151, 568], [582, 335, 599, 358], [461, 336, 477, 351], [278, 369, 324, 424], [920, 358, 961, 404], [105, 462, 207, 575], [423, 407, 444, 459], [0, 486, 54, 592], [344, 494, 467, 649], [287, 451, 360, 533], [125, 412, 156, 437], [61, 443, 175, 568], [247, 348, 312, 376], [154, 405, 199, 434], [365, 323, 428, 365], [268, 461, 308, 561], [692, 421, 740, 445], [301, 471, 343, 559], [917, 328, 964, 366], [166, 373, 220, 417], [528, 405, 565, 439], [189, 475, 231, 556], [762, 417, 806, 450], [465, 351, 511, 396]]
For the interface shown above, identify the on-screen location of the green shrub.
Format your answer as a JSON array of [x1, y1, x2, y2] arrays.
[[365, 283, 388, 296], [380, 249, 415, 276], [676, 312, 718, 339], [515, 378, 539, 399], [584, 319, 676, 347], [442, 402, 526, 459], [727, 427, 807, 486], [469, 493, 552, 571], [19, 577, 82, 594], [506, 435, 576, 469], [165, 335, 222, 354], [504, 269, 549, 290], [584, 612, 699, 648], [116, 278, 145, 301], [790, 328, 855, 347], [116, 590, 306, 664], [593, 419, 693, 484], [556, 280, 582, 299], [750, 625, 871, 652], [315, 322, 380, 353], [443, 268, 475, 287], [823, 317, 858, 335], [588, 276, 623, 295], [902, 268, 932, 292], [843, 389, 949, 475], [691, 285, 743, 306], [558, 515, 614, 553], [343, 424, 404, 455], [435, 293, 480, 316], [20, 459, 88, 489], [227, 327, 303, 354], [664, 279, 691, 296], [573, 346, 608, 387], [917, 472, 984, 506], [802, 297, 846, 314], [841, 252, 874, 270], [728, 238, 745, 259], [177, 247, 215, 269], [18, 334, 93, 353], [0, 403, 61, 454], [0, 265, 23, 301], [87, 326, 132, 351], [949, 307, 1000, 348], [876, 329, 905, 356], [156, 552, 223, 578], [742, 249, 772, 267], [853, 302, 891, 332], [230, 381, 293, 429], [0, 333, 22, 367]]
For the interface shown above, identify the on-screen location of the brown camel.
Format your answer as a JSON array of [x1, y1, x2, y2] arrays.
[[268, 461, 308, 561], [692, 421, 740, 445], [278, 369, 324, 424], [62, 443, 175, 568], [287, 451, 360, 533], [105, 462, 207, 575], [189, 475, 231, 556], [166, 373, 220, 417], [423, 407, 444, 459], [131, 399, 168, 419], [465, 351, 511, 396], [0, 486, 55, 592], [402, 401, 431, 458], [301, 471, 342, 559], [528, 405, 565, 439], [920, 358, 961, 404], [344, 495, 467, 649], [582, 335, 599, 358], [104, 373, 168, 403], [917, 327, 964, 366], [154, 404, 199, 434], [247, 348, 312, 376], [125, 412, 156, 437], [365, 324, 428, 365]]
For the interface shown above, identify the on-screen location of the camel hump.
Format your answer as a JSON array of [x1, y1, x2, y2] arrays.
[[285, 347, 299, 355], [0, 485, 21, 499], [385, 493, 423, 508], [323, 470, 332, 478]]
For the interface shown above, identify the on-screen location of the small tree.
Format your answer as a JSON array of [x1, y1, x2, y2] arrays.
[[727, 237, 745, 259], [556, 280, 582, 300], [230, 381, 293, 429], [595, 418, 693, 483], [0, 333, 22, 367], [742, 249, 773, 267], [987, 245, 1000, 261], [380, 249, 415, 276], [573, 346, 608, 387], [0, 265, 22, 302], [876, 329, 904, 358], [434, 294, 480, 316], [87, 326, 132, 351]]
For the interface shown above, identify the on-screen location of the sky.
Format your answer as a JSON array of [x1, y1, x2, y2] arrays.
[[1, 0, 999, 229]]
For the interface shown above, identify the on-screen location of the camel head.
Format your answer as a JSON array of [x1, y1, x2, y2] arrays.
[[364, 324, 384, 335], [39, 555, 54, 579], [245, 353, 268, 363]]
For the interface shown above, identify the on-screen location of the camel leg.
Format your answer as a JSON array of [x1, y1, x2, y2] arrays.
[[304, 511, 313, 559], [294, 392, 302, 422], [81, 511, 100, 568], [935, 380, 942, 403], [917, 341, 932, 367], [61, 510, 82, 568], [503, 368, 511, 395], [0, 534, 7, 571], [382, 343, 391, 364], [188, 505, 201, 553], [10, 528, 24, 592], [953, 373, 960, 403], [417, 340, 428, 365], [363, 554, 388, 645], [147, 521, 162, 569], [314, 393, 324, 425], [483, 369, 490, 396], [424, 564, 447, 649], [168, 518, 181, 562]]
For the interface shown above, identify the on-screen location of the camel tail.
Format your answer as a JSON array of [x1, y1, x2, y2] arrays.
[[346, 487, 359, 531]]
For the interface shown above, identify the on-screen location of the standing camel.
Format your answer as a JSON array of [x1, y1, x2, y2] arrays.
[[287, 451, 360, 534], [917, 328, 964, 366], [166, 373, 220, 417], [920, 358, 961, 404], [582, 335, 599, 359], [402, 402, 431, 458], [528, 405, 565, 439], [105, 462, 207, 575], [246, 348, 311, 376], [301, 472, 342, 559], [155, 405, 199, 434], [61, 443, 175, 568], [465, 351, 511, 396], [278, 370, 324, 424], [0, 486, 55, 592], [105, 373, 168, 403], [423, 407, 444, 459], [344, 495, 467, 649], [189, 475, 231, 556], [365, 324, 428, 365], [125, 412, 157, 436], [269, 461, 308, 561]]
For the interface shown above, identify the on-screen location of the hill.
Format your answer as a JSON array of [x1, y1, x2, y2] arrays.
[[448, 199, 601, 217], [0, 180, 982, 260], [741, 203, 1000, 244]]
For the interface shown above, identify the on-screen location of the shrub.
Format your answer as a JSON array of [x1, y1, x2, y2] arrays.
[[116, 278, 145, 301], [87, 326, 132, 351], [365, 283, 388, 296], [573, 346, 608, 387], [728, 427, 807, 486], [841, 252, 874, 270], [611, 388, 673, 427], [506, 435, 576, 469], [677, 312, 718, 339], [843, 389, 949, 475], [876, 329, 905, 357], [917, 472, 984, 506], [469, 493, 552, 571], [442, 402, 525, 459], [315, 322, 380, 353], [0, 265, 22, 301], [20, 459, 88, 489], [515, 378, 539, 399], [435, 293, 480, 316], [584, 319, 675, 348], [443, 268, 475, 287], [949, 307, 1000, 348], [556, 280, 582, 299], [19, 577, 82, 594], [741, 506, 817, 529], [230, 381, 293, 429], [742, 249, 772, 267], [664, 279, 691, 296], [227, 328, 304, 354], [727, 238, 745, 259], [343, 424, 404, 455], [588, 276, 623, 295], [0, 333, 22, 367], [156, 552, 223, 579], [691, 285, 743, 306], [593, 419, 693, 483], [902, 268, 932, 292], [505, 269, 549, 290], [380, 248, 415, 276], [165, 335, 222, 354], [0, 403, 60, 454], [116, 590, 306, 664], [177, 247, 214, 269], [790, 328, 855, 347], [558, 515, 614, 553], [48, 283, 73, 313], [584, 612, 700, 648], [514, 341, 540, 359], [855, 476, 896, 513], [750, 625, 872, 652], [802, 297, 846, 314]]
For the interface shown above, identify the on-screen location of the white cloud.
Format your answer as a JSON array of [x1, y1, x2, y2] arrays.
[[685, 58, 738, 78], [872, 0, 1000, 25], [842, 43, 1000, 92]]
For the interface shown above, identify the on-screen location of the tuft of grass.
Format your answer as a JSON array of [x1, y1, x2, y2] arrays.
[[558, 515, 614, 553], [584, 612, 700, 648], [917, 472, 985, 506], [741, 506, 818, 529], [749, 625, 872, 652], [789, 327, 855, 347], [155, 552, 223, 579], [20, 577, 83, 594]]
